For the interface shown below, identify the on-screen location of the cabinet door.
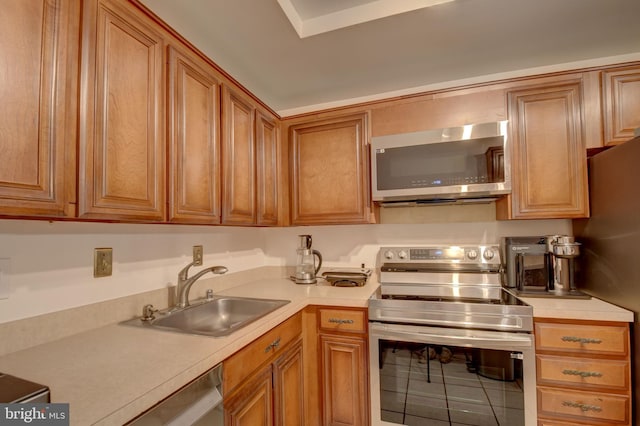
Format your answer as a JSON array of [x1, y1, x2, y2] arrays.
[[256, 111, 280, 226], [500, 80, 589, 219], [225, 365, 274, 426], [602, 66, 640, 146], [167, 44, 221, 224], [320, 334, 369, 426], [289, 113, 370, 225], [222, 86, 256, 225], [79, 0, 165, 221], [0, 0, 79, 217], [273, 339, 304, 426]]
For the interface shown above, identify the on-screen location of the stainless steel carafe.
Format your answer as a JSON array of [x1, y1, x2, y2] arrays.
[[294, 235, 322, 284], [547, 235, 582, 294]]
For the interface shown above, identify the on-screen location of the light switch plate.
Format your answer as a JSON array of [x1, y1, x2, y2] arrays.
[[193, 245, 203, 266], [0, 258, 10, 299]]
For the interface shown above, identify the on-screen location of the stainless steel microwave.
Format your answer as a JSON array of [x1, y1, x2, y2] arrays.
[[371, 121, 510, 203]]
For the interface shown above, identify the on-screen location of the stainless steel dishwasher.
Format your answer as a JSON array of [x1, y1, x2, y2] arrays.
[[127, 363, 223, 425]]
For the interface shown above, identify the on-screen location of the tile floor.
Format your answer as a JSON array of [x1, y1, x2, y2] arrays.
[[378, 342, 524, 426]]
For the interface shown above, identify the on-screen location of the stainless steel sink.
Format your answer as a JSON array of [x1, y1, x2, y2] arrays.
[[125, 296, 290, 337]]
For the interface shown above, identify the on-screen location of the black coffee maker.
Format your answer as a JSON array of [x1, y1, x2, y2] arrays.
[[502, 236, 589, 298], [503, 236, 549, 293]]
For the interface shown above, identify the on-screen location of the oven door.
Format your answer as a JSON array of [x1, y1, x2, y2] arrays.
[[369, 322, 536, 426]]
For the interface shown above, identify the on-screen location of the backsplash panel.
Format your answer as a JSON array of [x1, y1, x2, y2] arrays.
[[0, 218, 571, 326]]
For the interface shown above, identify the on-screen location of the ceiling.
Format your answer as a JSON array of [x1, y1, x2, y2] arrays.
[[140, 0, 640, 116]]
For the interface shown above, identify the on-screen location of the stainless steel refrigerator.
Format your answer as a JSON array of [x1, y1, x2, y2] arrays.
[[573, 135, 640, 420]]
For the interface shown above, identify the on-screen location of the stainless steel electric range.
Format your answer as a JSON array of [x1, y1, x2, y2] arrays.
[[368, 245, 536, 426]]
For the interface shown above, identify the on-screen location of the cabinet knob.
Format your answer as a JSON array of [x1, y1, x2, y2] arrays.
[[264, 337, 281, 353]]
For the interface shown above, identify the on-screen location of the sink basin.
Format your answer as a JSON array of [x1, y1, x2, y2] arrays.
[[126, 296, 290, 337]]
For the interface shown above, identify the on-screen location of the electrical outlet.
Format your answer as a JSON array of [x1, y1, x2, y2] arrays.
[[193, 245, 203, 266], [94, 248, 113, 278]]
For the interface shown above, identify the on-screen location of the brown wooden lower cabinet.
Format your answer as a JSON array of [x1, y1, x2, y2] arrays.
[[225, 339, 304, 426], [316, 307, 370, 426], [537, 386, 629, 425], [538, 419, 607, 426], [224, 313, 303, 426], [225, 365, 274, 426], [534, 318, 631, 425], [320, 334, 368, 426], [273, 339, 305, 426]]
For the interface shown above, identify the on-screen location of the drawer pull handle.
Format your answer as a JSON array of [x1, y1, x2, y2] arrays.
[[562, 401, 602, 413], [265, 337, 281, 353], [561, 336, 603, 344], [562, 369, 603, 378], [329, 318, 354, 325]]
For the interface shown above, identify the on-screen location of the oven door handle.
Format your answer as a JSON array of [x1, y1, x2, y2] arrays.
[[369, 322, 533, 349]]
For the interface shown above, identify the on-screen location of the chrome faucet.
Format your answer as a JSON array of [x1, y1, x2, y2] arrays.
[[176, 262, 228, 308]]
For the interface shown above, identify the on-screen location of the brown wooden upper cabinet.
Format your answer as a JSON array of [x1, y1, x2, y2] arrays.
[[602, 65, 640, 146], [0, 0, 79, 217], [497, 78, 589, 220], [289, 113, 371, 225], [167, 43, 222, 224], [78, 0, 166, 221], [222, 85, 280, 226], [256, 112, 280, 226]]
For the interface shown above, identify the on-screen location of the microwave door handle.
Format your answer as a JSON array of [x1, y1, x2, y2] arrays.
[[515, 253, 524, 291]]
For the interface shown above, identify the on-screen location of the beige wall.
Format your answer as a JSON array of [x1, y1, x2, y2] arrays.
[[0, 216, 571, 324]]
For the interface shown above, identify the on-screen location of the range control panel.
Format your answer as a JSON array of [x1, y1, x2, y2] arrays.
[[379, 245, 501, 265]]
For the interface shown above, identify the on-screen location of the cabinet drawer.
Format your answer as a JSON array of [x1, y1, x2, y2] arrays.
[[537, 386, 630, 424], [224, 311, 302, 393], [539, 419, 600, 426], [535, 322, 628, 356], [536, 354, 630, 391], [319, 308, 366, 333]]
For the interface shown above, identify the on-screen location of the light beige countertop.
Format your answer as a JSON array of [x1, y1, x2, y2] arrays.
[[519, 294, 634, 322], [0, 276, 378, 426], [1, 271, 632, 425]]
